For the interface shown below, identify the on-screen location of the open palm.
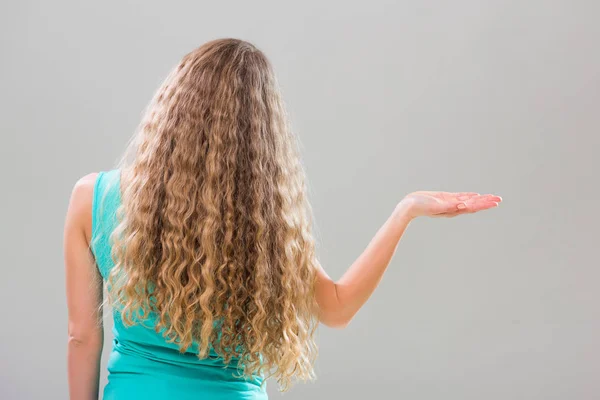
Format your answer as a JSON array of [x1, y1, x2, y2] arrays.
[[403, 191, 502, 218]]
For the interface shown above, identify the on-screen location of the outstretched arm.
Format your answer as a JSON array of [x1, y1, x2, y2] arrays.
[[64, 173, 104, 400], [315, 191, 502, 328]]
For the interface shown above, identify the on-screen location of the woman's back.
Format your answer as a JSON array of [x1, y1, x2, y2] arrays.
[[91, 168, 267, 400], [63, 37, 503, 400]]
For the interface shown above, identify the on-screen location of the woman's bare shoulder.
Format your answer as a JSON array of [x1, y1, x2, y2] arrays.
[[66, 172, 100, 243]]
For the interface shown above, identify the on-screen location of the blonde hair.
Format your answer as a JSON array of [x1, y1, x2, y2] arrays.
[[106, 38, 319, 391]]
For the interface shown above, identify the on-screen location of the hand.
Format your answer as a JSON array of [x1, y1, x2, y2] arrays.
[[398, 191, 502, 219]]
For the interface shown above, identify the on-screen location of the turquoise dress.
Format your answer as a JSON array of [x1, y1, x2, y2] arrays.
[[91, 168, 268, 400]]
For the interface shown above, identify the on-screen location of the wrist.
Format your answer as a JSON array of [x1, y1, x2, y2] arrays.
[[393, 198, 416, 224]]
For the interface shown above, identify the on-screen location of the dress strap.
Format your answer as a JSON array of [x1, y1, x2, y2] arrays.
[[90, 169, 122, 280]]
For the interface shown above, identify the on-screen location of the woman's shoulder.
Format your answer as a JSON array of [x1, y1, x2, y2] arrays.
[[67, 172, 101, 245], [72, 171, 100, 193], [68, 169, 121, 242]]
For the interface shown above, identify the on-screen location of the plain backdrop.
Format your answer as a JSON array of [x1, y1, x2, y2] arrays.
[[1, 1, 599, 399]]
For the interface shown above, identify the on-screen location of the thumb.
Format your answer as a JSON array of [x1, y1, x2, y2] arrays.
[[452, 202, 467, 212]]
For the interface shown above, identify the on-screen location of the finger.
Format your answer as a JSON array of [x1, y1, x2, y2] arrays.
[[441, 201, 468, 214], [459, 194, 501, 204], [456, 193, 481, 201], [437, 192, 480, 201], [432, 192, 480, 202], [477, 194, 502, 200], [466, 201, 500, 212], [468, 195, 502, 204], [451, 198, 500, 212]]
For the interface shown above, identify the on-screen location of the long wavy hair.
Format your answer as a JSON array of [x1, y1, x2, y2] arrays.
[[105, 38, 319, 391]]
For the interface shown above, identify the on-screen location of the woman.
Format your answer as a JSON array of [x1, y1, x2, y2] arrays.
[[63, 38, 501, 400]]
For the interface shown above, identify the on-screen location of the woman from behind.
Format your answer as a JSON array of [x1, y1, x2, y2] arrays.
[[63, 38, 501, 400]]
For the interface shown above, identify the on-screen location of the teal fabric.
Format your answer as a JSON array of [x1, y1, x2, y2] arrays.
[[90, 168, 268, 400]]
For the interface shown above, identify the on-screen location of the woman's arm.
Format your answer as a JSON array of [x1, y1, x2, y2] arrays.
[[63, 173, 104, 400], [315, 191, 502, 328]]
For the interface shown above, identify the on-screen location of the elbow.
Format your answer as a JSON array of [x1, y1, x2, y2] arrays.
[[319, 312, 352, 329], [68, 324, 103, 349], [317, 282, 356, 329], [68, 334, 101, 349], [318, 289, 353, 329], [326, 320, 350, 329]]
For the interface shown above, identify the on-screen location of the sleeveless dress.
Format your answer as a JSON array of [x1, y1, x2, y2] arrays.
[[90, 168, 268, 400]]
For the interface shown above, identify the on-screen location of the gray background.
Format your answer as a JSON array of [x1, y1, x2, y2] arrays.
[[1, 0, 599, 399]]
